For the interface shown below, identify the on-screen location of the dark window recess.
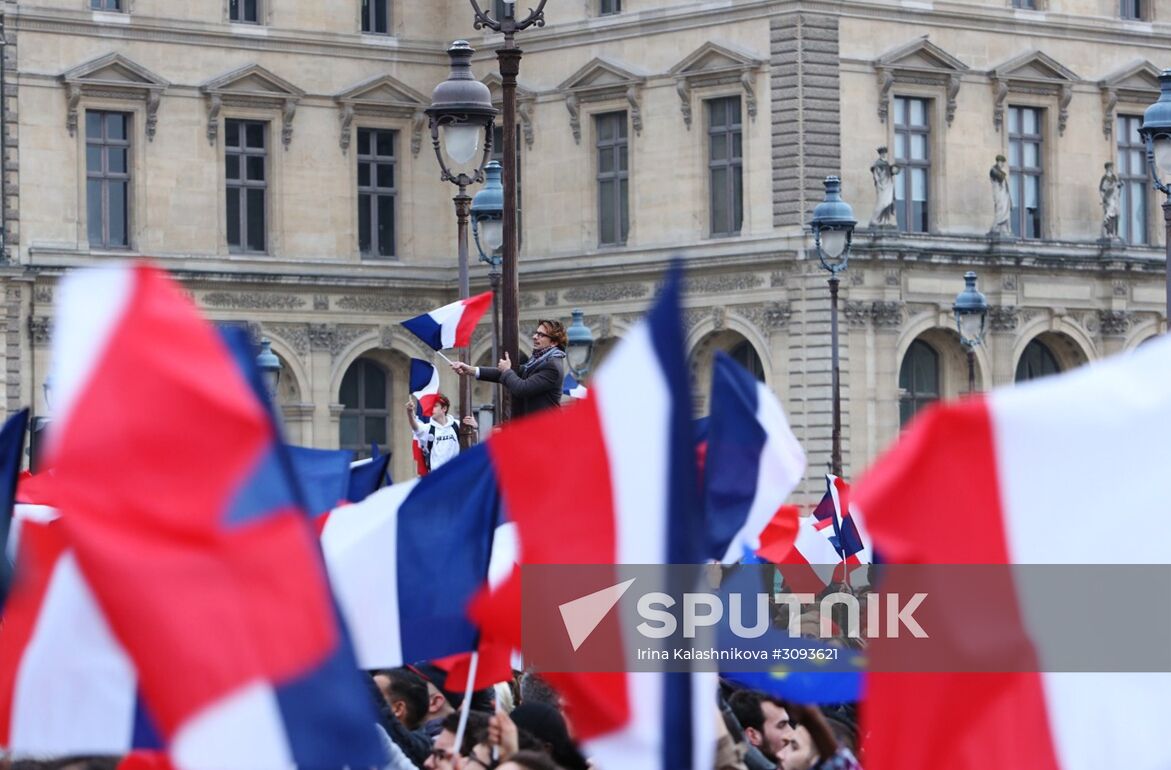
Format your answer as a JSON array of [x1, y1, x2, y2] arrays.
[[357, 127, 397, 258], [1008, 106, 1043, 239], [229, 0, 260, 23], [707, 96, 743, 237], [1116, 114, 1148, 245], [596, 111, 629, 246], [339, 358, 390, 458], [85, 111, 131, 249], [899, 339, 939, 427], [893, 96, 930, 233], [1015, 340, 1061, 383], [361, 0, 390, 33], [225, 119, 268, 253]]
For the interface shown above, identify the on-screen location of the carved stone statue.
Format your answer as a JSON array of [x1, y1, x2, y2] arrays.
[[989, 154, 1012, 236], [1099, 161, 1123, 240], [869, 146, 900, 228]]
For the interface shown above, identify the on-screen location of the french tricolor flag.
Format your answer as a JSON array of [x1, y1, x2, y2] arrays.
[[17, 263, 384, 769], [477, 265, 716, 769], [854, 334, 1171, 770], [401, 291, 493, 351], [703, 351, 805, 563], [562, 371, 589, 399], [409, 358, 442, 417], [318, 445, 500, 670]]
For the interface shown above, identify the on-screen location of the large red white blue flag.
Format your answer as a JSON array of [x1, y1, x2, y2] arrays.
[[318, 443, 500, 669], [4, 263, 384, 769], [401, 291, 492, 351], [477, 265, 716, 769], [703, 351, 805, 563], [409, 357, 442, 416], [853, 335, 1171, 770]]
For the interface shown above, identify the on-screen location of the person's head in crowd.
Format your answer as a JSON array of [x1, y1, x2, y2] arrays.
[[531, 320, 567, 354], [371, 667, 429, 730], [409, 663, 459, 723], [509, 702, 588, 770], [727, 689, 796, 763], [518, 671, 560, 709], [433, 394, 451, 422], [497, 751, 559, 770], [425, 711, 491, 770], [778, 703, 841, 770], [821, 706, 859, 755]]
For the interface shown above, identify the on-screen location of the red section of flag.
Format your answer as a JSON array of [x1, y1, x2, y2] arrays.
[[483, 396, 630, 742], [454, 292, 494, 350], [47, 266, 338, 737], [853, 399, 1059, 770], [0, 519, 67, 744], [15, 471, 58, 507], [754, 504, 799, 563], [434, 639, 513, 692]]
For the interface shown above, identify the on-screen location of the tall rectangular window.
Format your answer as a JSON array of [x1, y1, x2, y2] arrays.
[[707, 96, 743, 236], [1008, 106, 1043, 239], [229, 0, 260, 23], [90, 0, 122, 10], [491, 124, 522, 247], [595, 111, 629, 246], [86, 111, 130, 249], [1012, 0, 1036, 8], [1117, 114, 1149, 245], [361, 0, 389, 33], [600, 0, 621, 14], [1121, 0, 1142, 18], [357, 128, 396, 258], [893, 96, 930, 233], [225, 119, 267, 253]]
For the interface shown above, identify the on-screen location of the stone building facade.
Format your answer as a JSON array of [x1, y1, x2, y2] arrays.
[[1, 0, 1167, 491]]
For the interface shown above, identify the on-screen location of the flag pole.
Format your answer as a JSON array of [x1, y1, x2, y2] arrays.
[[452, 651, 480, 754], [435, 350, 455, 367]]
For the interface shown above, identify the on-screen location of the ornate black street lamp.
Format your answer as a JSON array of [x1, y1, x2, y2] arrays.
[[954, 271, 988, 394], [810, 176, 856, 478], [426, 40, 497, 446]]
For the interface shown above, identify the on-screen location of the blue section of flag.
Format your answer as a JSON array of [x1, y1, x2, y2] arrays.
[[703, 352, 768, 561], [723, 661, 864, 706], [0, 408, 27, 609], [402, 314, 443, 351], [288, 446, 354, 518], [396, 444, 501, 663], [347, 453, 391, 503], [646, 264, 704, 770], [410, 358, 436, 392], [562, 371, 580, 396], [131, 697, 163, 749]]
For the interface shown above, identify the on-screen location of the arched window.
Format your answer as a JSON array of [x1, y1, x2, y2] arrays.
[[899, 340, 939, 427], [729, 340, 766, 382], [339, 358, 389, 457], [1015, 339, 1061, 383]]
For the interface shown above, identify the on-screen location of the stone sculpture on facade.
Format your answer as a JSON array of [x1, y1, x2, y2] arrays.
[[868, 146, 900, 228], [1099, 162, 1123, 241], [989, 154, 1012, 237]]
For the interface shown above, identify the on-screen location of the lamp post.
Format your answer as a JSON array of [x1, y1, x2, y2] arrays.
[[954, 271, 989, 395], [468, 0, 548, 422], [256, 337, 283, 404], [810, 176, 857, 478], [426, 40, 497, 448], [565, 309, 595, 379], [1138, 69, 1171, 324], [471, 159, 505, 418]]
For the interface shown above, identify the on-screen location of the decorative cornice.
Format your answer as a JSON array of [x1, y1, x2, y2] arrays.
[[61, 52, 169, 140], [334, 73, 429, 153], [736, 301, 791, 331], [844, 300, 904, 328], [335, 294, 436, 314], [482, 72, 537, 149], [668, 42, 764, 129], [201, 64, 305, 147], [988, 305, 1019, 332], [265, 322, 309, 356], [1097, 309, 1133, 336], [558, 57, 646, 143], [1098, 60, 1161, 138], [563, 282, 647, 302], [202, 291, 306, 310], [680, 273, 765, 294], [873, 36, 969, 126], [29, 316, 52, 346], [988, 50, 1079, 135]]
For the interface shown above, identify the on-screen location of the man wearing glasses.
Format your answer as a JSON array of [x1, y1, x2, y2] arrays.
[[452, 320, 568, 420]]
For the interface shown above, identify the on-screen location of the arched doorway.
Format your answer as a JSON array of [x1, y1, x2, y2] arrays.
[[729, 339, 766, 382], [1015, 338, 1061, 383], [898, 339, 940, 427], [339, 357, 390, 457]]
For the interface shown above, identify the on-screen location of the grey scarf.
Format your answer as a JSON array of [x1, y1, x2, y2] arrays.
[[522, 345, 566, 374]]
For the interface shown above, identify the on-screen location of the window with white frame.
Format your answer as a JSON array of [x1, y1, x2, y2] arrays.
[[225, 119, 268, 253], [229, 0, 261, 23], [1116, 114, 1148, 245], [596, 111, 629, 246], [357, 128, 396, 258], [707, 96, 743, 237], [893, 96, 930, 233], [362, 0, 389, 33]]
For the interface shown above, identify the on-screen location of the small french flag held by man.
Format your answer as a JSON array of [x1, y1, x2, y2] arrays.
[[410, 358, 442, 416], [562, 371, 589, 399], [35, 263, 384, 770], [401, 291, 493, 351], [853, 334, 1171, 770], [703, 351, 805, 563]]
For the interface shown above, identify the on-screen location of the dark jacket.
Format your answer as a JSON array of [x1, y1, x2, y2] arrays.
[[478, 351, 565, 419]]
